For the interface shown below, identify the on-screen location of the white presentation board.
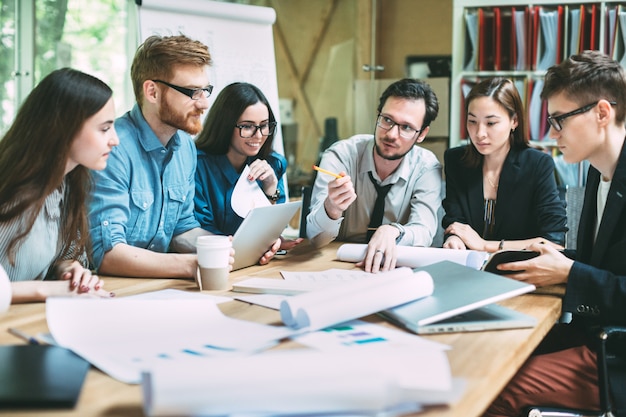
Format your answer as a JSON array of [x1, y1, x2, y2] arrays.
[[135, 0, 284, 158]]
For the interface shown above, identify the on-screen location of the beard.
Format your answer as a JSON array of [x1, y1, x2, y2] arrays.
[[158, 95, 203, 135], [374, 136, 416, 161]]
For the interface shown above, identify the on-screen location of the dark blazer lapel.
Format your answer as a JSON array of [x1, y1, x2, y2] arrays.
[[468, 166, 485, 232], [590, 143, 626, 265], [577, 167, 599, 263], [493, 149, 521, 237]]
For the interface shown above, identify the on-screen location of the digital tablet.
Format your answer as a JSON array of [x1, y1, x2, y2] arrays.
[[482, 250, 540, 274]]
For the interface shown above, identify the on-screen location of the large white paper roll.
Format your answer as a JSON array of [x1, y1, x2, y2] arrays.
[[279, 267, 434, 331], [0, 263, 11, 314], [336, 243, 489, 270]]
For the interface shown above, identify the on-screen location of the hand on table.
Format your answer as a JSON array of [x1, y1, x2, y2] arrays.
[[259, 238, 282, 265], [356, 225, 398, 273]]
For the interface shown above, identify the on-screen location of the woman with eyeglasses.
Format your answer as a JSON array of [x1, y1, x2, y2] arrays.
[[194, 82, 303, 264], [442, 77, 567, 252], [0, 68, 118, 303]]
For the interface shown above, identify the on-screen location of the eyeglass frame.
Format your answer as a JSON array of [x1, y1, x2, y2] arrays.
[[152, 79, 213, 100], [376, 113, 424, 140], [547, 100, 617, 132], [235, 121, 278, 138]]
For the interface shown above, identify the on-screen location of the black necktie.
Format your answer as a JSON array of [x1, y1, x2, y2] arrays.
[[366, 171, 392, 241]]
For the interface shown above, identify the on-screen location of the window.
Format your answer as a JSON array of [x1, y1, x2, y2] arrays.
[[0, 0, 17, 132], [0, 0, 134, 135]]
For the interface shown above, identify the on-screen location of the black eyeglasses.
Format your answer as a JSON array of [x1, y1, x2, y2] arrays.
[[376, 114, 423, 140], [547, 101, 617, 132], [235, 122, 277, 138], [152, 79, 213, 100]]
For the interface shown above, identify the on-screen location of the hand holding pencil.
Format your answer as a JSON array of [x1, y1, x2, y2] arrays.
[[313, 165, 342, 179], [313, 165, 356, 220]]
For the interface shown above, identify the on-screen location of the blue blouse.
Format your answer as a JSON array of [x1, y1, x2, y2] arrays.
[[194, 151, 287, 236]]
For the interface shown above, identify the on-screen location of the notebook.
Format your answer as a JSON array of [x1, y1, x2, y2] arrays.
[[379, 261, 537, 334], [0, 345, 90, 409], [231, 201, 301, 271]]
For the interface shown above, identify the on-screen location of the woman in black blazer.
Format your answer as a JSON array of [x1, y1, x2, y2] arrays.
[[442, 78, 567, 252]]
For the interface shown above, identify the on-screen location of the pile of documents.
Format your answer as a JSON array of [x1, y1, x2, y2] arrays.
[[45, 266, 459, 416], [143, 347, 454, 416]]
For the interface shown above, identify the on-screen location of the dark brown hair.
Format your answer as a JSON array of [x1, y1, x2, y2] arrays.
[[541, 50, 626, 124], [195, 82, 277, 160], [0, 68, 113, 264], [462, 77, 528, 168], [377, 78, 439, 128]]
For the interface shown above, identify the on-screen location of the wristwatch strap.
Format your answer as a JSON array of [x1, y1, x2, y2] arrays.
[[390, 222, 405, 244]]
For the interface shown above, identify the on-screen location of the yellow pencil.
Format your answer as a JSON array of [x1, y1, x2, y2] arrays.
[[313, 165, 342, 179]]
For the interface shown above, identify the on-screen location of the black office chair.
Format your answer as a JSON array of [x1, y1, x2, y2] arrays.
[[299, 185, 312, 239], [524, 325, 626, 417], [564, 186, 585, 250]]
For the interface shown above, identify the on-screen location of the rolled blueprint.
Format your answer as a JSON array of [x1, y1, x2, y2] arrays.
[[336, 243, 489, 270], [279, 267, 434, 331]]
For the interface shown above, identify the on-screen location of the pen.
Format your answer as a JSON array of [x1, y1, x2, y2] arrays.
[[8, 327, 40, 345], [312, 165, 342, 179]]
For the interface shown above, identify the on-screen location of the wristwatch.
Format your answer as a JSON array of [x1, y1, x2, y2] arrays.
[[390, 222, 405, 244], [266, 189, 281, 202]]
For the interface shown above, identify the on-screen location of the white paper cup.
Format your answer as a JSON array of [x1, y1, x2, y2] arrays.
[[196, 236, 231, 291], [0, 263, 11, 314]]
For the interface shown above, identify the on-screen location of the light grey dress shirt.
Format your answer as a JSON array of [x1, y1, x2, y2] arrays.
[[306, 134, 442, 248]]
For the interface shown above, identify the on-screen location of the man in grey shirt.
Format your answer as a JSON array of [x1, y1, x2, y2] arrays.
[[306, 78, 442, 273]]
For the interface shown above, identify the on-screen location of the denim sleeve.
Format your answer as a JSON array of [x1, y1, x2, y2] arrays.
[[88, 147, 132, 269]]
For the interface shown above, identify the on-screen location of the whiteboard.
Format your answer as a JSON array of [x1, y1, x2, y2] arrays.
[[136, 0, 284, 158]]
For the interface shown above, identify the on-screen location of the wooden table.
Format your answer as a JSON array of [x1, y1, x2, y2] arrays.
[[0, 242, 563, 417]]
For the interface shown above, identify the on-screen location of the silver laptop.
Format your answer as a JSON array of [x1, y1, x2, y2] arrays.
[[380, 261, 537, 334], [231, 201, 301, 271]]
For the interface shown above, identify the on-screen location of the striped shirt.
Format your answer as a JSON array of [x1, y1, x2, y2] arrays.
[[0, 182, 84, 282]]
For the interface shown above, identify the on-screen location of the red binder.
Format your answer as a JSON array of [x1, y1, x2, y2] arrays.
[[511, 7, 518, 70], [479, 8, 496, 70], [556, 6, 564, 63], [580, 5, 589, 51], [500, 7, 514, 71], [590, 4, 598, 50], [494, 7, 502, 70], [530, 6, 540, 70]]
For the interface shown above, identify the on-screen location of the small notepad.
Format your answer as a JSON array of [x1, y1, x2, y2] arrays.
[[0, 345, 89, 409]]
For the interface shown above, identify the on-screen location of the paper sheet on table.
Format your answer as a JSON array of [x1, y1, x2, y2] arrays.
[[293, 319, 449, 352], [231, 165, 270, 217], [46, 298, 295, 384], [336, 244, 489, 270], [281, 268, 375, 282], [141, 346, 453, 416], [234, 293, 287, 310], [280, 267, 434, 331], [125, 288, 232, 303]]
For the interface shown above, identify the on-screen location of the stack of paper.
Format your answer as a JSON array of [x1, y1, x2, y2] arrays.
[[142, 347, 454, 416]]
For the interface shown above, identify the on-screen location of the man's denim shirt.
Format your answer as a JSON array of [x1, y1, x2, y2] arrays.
[[88, 104, 200, 269]]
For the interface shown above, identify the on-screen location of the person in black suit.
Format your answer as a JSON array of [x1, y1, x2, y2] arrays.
[[442, 77, 567, 252], [485, 51, 626, 416]]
